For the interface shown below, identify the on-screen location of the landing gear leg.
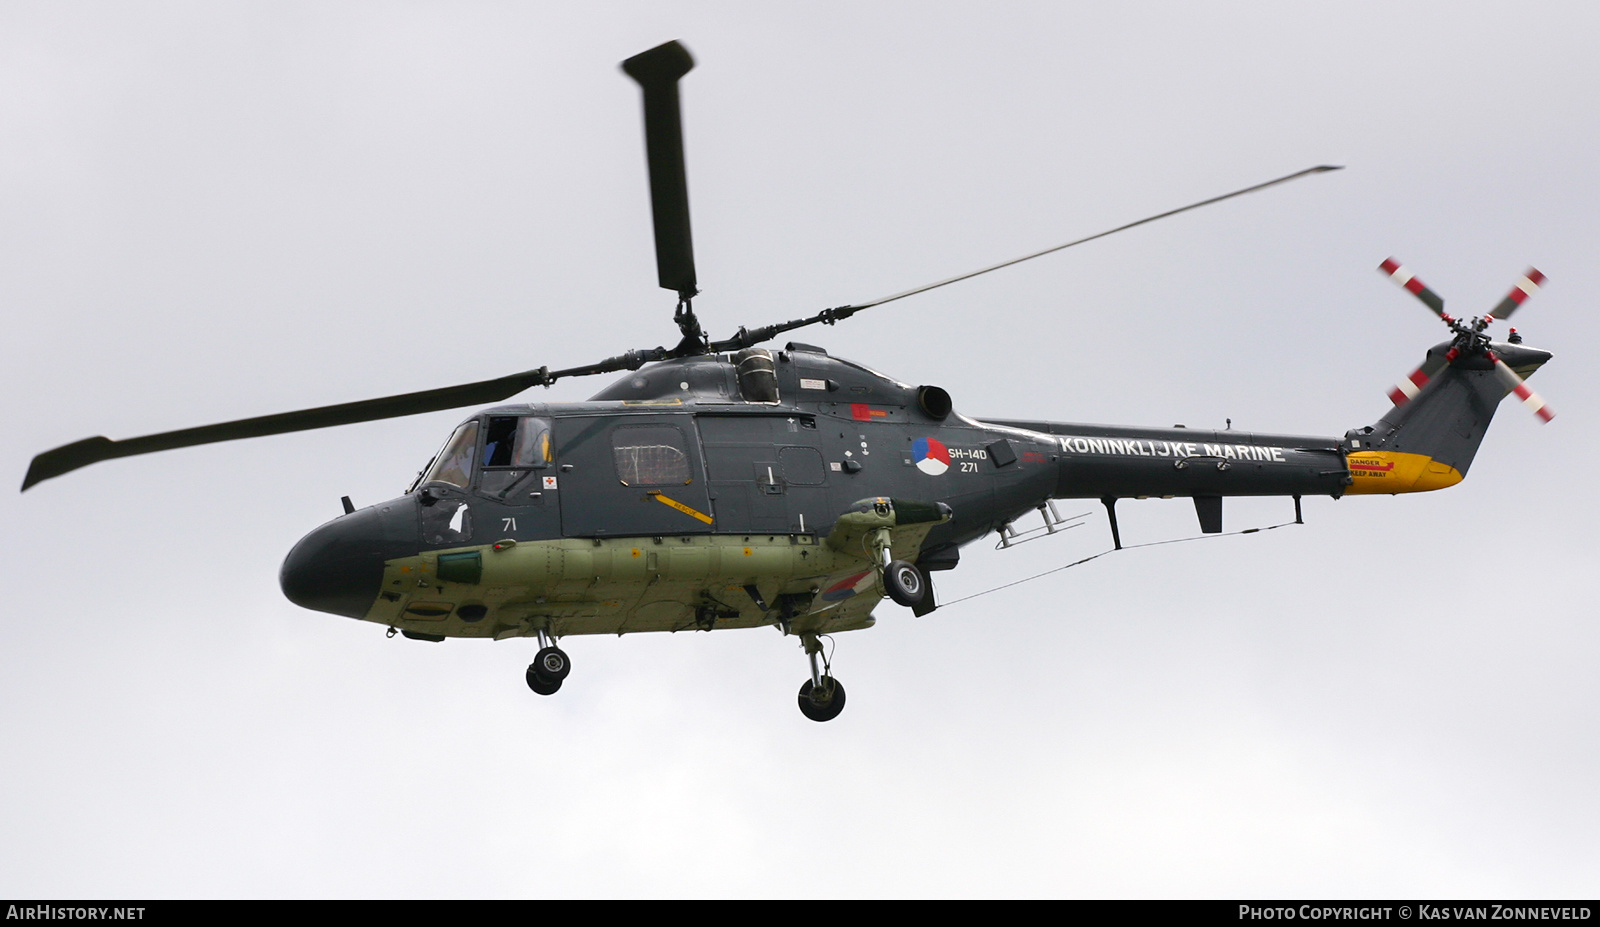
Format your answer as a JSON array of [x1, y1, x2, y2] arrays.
[[525, 627, 571, 696], [796, 632, 846, 722], [867, 527, 926, 609]]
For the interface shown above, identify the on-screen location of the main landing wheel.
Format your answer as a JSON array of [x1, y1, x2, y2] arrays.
[[883, 560, 926, 608], [798, 676, 847, 722]]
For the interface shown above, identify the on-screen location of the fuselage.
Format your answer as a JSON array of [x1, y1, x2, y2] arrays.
[[279, 343, 1357, 643]]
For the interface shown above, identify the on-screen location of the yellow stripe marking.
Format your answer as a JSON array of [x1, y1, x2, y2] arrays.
[[650, 492, 714, 524]]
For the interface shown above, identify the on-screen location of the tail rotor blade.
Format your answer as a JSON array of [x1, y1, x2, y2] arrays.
[[1387, 351, 1450, 406], [1379, 258, 1449, 319], [1488, 351, 1556, 423], [622, 40, 698, 300], [1486, 268, 1546, 324]]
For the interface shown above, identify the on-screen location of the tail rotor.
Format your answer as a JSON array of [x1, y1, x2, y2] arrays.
[[1377, 258, 1555, 423]]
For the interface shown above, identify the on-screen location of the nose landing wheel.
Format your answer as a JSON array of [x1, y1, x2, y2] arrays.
[[526, 663, 563, 695], [525, 631, 570, 697]]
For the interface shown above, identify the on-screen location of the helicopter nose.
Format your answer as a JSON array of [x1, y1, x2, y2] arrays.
[[280, 499, 416, 618]]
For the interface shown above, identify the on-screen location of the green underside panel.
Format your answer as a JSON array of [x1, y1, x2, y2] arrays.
[[365, 533, 887, 641]]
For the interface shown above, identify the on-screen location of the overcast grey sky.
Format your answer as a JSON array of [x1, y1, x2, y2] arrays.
[[4, 1, 1598, 898]]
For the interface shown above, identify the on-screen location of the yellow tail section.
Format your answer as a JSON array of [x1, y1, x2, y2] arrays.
[[1344, 451, 1463, 494]]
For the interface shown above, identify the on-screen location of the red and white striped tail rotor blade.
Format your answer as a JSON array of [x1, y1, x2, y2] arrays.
[[1387, 367, 1429, 406], [1488, 352, 1555, 423], [1379, 257, 1449, 319], [1485, 268, 1547, 324], [1386, 350, 1451, 406]]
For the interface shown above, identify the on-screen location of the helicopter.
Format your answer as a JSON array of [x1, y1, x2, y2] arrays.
[[21, 40, 1555, 722]]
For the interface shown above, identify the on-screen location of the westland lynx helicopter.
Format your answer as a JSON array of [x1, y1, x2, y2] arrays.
[[23, 42, 1555, 721]]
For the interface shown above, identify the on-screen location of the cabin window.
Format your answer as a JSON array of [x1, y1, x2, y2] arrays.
[[612, 425, 691, 486], [421, 421, 479, 489]]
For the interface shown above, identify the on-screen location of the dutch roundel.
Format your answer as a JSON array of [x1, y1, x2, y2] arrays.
[[821, 571, 875, 602], [912, 437, 951, 475]]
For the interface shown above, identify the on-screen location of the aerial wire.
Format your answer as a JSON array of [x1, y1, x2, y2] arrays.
[[936, 517, 1303, 610]]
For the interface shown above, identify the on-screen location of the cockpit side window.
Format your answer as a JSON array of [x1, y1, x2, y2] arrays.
[[482, 416, 552, 469], [513, 418, 553, 468], [482, 416, 516, 468], [421, 420, 479, 489], [478, 416, 554, 496]]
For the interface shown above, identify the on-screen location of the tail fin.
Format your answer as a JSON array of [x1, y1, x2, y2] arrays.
[[1344, 340, 1552, 494]]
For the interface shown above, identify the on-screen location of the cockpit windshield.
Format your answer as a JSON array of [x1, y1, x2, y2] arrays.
[[408, 415, 554, 495], [418, 420, 479, 489]]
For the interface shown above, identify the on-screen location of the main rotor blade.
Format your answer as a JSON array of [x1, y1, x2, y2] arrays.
[[622, 40, 698, 300], [704, 165, 1344, 352], [21, 369, 545, 490], [21, 344, 686, 491], [845, 165, 1343, 312]]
